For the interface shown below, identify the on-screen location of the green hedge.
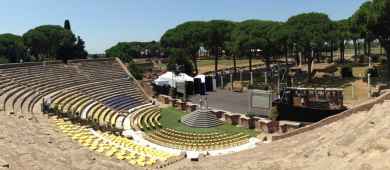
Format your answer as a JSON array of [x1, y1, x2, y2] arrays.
[[341, 65, 353, 78]]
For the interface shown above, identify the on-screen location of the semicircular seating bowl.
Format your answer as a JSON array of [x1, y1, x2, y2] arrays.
[[0, 59, 181, 167], [0, 60, 201, 165], [0, 58, 147, 122], [144, 128, 250, 151]]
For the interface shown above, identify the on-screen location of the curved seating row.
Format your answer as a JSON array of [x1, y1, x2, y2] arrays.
[[153, 130, 246, 144], [130, 105, 161, 131], [52, 92, 128, 131], [145, 128, 250, 151], [144, 110, 161, 129], [52, 79, 145, 112], [164, 128, 219, 137], [49, 79, 147, 131]]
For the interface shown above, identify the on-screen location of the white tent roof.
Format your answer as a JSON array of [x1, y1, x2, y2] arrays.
[[153, 72, 194, 88], [194, 74, 206, 83]]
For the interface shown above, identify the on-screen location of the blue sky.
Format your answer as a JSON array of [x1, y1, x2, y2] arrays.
[[0, 0, 367, 54]]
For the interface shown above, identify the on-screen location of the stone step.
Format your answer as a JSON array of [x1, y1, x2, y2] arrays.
[[0, 157, 9, 168], [181, 110, 222, 128]]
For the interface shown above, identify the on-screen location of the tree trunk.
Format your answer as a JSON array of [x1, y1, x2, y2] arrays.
[[357, 41, 361, 55], [380, 45, 383, 56], [265, 55, 271, 71], [192, 56, 198, 75], [353, 39, 358, 57], [214, 48, 218, 76], [340, 42, 345, 63], [330, 42, 334, 63], [285, 46, 288, 65], [307, 56, 313, 82], [249, 54, 252, 72], [233, 55, 237, 73], [368, 41, 372, 66], [385, 46, 390, 80], [315, 49, 320, 63], [339, 43, 342, 63], [364, 40, 368, 55]]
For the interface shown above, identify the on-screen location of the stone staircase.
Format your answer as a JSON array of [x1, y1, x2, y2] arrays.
[[181, 109, 222, 128]]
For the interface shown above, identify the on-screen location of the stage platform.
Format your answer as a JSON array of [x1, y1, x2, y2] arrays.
[[189, 89, 250, 114]]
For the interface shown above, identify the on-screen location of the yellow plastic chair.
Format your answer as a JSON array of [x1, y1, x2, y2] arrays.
[[96, 146, 105, 153], [104, 148, 117, 157], [128, 159, 137, 165]]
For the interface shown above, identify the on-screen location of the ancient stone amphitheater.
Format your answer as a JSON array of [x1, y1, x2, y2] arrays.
[[1, 58, 390, 170]]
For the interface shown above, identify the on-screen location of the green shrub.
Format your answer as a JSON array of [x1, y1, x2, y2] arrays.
[[380, 58, 387, 65], [363, 67, 380, 82], [358, 55, 365, 63], [0, 57, 8, 64], [51, 103, 59, 113], [341, 65, 353, 78], [245, 112, 257, 118], [366, 67, 379, 78], [166, 48, 194, 75], [128, 60, 144, 80], [371, 54, 380, 63], [268, 107, 279, 121], [249, 83, 270, 90], [169, 87, 177, 98]]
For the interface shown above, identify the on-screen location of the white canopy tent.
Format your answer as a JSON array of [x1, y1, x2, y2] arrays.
[[153, 71, 194, 88], [194, 74, 206, 83]]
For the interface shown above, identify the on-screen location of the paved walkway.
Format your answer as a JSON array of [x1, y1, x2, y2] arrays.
[[189, 89, 250, 114], [123, 130, 259, 159]]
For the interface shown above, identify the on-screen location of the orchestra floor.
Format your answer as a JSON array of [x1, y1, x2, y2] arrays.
[[189, 89, 250, 114]]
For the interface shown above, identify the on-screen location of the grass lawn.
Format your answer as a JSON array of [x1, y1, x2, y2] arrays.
[[158, 107, 259, 137], [0, 57, 8, 64]]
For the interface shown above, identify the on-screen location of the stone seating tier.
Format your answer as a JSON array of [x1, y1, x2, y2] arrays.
[[0, 58, 147, 118]]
